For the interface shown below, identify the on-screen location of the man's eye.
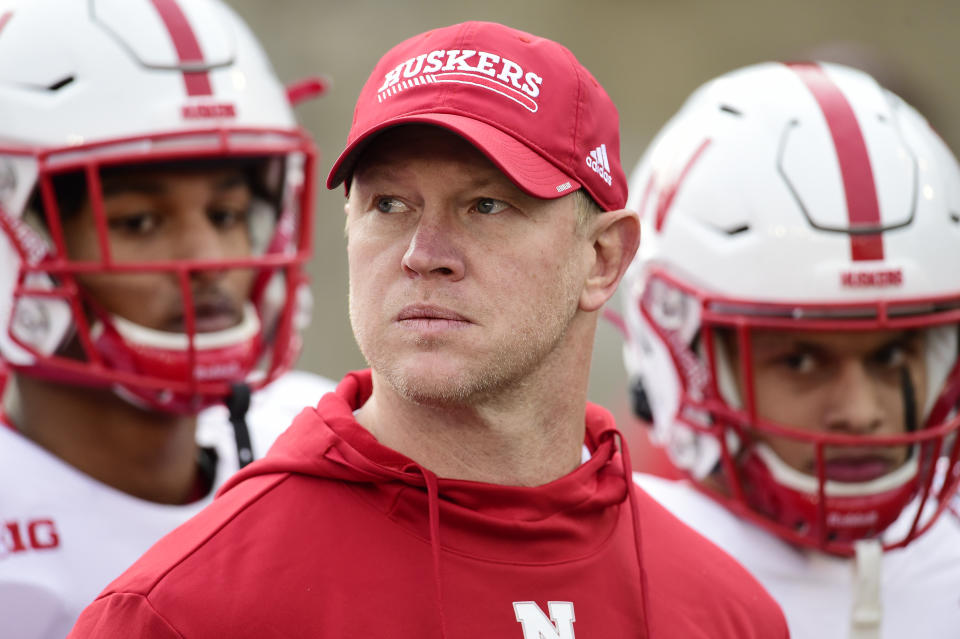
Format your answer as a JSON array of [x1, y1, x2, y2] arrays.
[[474, 198, 507, 215], [780, 352, 816, 374], [375, 197, 406, 213], [874, 344, 907, 368], [208, 208, 247, 229], [107, 213, 158, 235]]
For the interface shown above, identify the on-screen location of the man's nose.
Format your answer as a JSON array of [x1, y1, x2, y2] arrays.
[[400, 210, 465, 281], [176, 214, 230, 284], [823, 361, 885, 434]]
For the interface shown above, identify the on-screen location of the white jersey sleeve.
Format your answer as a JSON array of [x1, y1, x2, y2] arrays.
[[0, 370, 336, 639], [633, 472, 960, 639]]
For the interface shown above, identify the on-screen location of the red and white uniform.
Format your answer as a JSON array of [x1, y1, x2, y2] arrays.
[[0, 371, 335, 639], [635, 473, 960, 639]]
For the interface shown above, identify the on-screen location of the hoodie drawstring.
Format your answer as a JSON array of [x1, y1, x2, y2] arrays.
[[405, 432, 647, 639], [613, 430, 652, 639], [409, 463, 450, 639]]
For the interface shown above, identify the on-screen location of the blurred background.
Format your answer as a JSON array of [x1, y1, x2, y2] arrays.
[[226, 0, 959, 441]]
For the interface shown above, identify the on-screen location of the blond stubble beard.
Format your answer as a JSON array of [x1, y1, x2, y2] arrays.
[[349, 261, 584, 408]]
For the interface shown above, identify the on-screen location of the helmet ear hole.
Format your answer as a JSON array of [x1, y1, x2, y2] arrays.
[[28, 171, 88, 227], [630, 378, 654, 422]]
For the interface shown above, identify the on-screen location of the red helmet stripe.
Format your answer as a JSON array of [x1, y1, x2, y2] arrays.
[[653, 138, 711, 232], [787, 62, 884, 261], [148, 0, 213, 96], [0, 11, 13, 37]]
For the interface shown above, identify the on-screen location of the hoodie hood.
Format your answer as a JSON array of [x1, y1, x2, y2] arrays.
[[219, 369, 636, 564]]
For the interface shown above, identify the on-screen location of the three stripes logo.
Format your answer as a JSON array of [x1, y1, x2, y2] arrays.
[[585, 144, 613, 186]]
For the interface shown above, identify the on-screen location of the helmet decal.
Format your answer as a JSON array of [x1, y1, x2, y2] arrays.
[[652, 138, 712, 233], [786, 62, 884, 260], [147, 0, 213, 96], [0, 10, 11, 38]]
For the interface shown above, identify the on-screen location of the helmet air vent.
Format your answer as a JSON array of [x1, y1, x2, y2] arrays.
[[46, 76, 74, 92]]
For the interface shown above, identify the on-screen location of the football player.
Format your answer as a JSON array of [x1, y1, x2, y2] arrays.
[[622, 61, 960, 638], [0, 1, 333, 636]]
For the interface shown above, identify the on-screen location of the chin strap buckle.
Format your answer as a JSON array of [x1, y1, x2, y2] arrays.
[[227, 382, 253, 468]]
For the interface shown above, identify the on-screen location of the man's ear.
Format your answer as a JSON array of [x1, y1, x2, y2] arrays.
[[580, 208, 641, 312]]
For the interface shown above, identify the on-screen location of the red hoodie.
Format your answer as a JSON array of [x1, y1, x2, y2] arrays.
[[70, 370, 787, 638]]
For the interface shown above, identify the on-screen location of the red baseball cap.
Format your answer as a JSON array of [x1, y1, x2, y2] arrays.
[[326, 21, 627, 211]]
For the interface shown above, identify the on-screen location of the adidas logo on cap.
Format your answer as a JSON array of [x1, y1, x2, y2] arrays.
[[585, 144, 613, 186]]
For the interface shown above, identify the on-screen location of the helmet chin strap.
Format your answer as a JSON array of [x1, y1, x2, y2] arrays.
[[103, 303, 260, 351], [226, 382, 253, 468], [850, 539, 883, 639], [108, 311, 257, 468], [901, 366, 917, 433], [753, 444, 919, 497], [85, 303, 263, 414], [79, 306, 259, 467]]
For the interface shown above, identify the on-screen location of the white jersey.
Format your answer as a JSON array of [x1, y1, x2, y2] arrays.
[[634, 472, 960, 639], [0, 371, 336, 639]]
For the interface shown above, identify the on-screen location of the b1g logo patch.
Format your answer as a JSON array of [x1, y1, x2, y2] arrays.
[[513, 601, 576, 639], [0, 519, 60, 558]]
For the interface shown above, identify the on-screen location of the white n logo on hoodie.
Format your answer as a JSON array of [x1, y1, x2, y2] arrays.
[[513, 601, 576, 639]]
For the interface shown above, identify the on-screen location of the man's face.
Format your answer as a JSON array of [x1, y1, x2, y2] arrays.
[[737, 328, 927, 481], [345, 126, 591, 405], [60, 165, 258, 334]]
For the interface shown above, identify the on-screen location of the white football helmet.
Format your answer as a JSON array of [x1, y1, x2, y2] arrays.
[[622, 61, 960, 555], [0, 0, 316, 414]]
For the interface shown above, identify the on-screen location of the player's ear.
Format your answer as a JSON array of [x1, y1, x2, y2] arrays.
[[579, 208, 640, 312]]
